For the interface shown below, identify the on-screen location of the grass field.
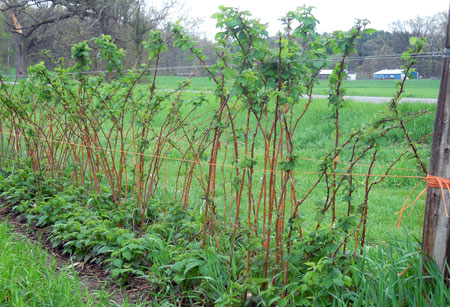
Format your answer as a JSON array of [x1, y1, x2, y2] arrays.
[[313, 79, 440, 98], [143, 75, 441, 98]]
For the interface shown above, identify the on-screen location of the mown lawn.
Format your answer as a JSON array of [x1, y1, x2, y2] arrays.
[[140, 75, 440, 98]]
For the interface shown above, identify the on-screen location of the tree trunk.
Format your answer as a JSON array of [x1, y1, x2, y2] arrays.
[[10, 8, 27, 77], [422, 5, 450, 275], [12, 32, 27, 77]]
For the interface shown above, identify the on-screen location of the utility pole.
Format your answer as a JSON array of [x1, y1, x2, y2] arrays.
[[422, 5, 450, 275]]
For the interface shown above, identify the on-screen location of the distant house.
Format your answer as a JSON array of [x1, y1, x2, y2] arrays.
[[318, 69, 356, 80], [346, 71, 357, 80], [318, 69, 333, 80], [373, 69, 419, 80]]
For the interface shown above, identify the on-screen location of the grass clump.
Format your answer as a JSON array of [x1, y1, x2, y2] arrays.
[[0, 222, 112, 306], [350, 238, 450, 306]]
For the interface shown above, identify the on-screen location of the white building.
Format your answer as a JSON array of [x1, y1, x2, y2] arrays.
[[318, 69, 356, 80], [373, 69, 419, 80]]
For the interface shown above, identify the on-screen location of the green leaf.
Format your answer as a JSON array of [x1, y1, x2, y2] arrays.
[[238, 156, 257, 168], [97, 246, 111, 254], [409, 36, 418, 46], [172, 259, 187, 273], [111, 268, 121, 278], [333, 277, 345, 287], [268, 296, 282, 305], [174, 274, 185, 284], [323, 276, 334, 288], [364, 28, 377, 35], [184, 259, 205, 275], [122, 250, 132, 261], [343, 275, 352, 287]]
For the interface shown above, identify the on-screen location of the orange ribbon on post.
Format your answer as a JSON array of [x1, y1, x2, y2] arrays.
[[396, 175, 450, 229]]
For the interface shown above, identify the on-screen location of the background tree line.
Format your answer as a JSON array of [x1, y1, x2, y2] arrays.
[[351, 11, 448, 79], [0, 1, 447, 79]]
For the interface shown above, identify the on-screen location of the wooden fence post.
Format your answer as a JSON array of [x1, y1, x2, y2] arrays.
[[422, 5, 450, 274]]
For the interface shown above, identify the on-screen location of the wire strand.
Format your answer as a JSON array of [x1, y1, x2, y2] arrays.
[[0, 130, 425, 180]]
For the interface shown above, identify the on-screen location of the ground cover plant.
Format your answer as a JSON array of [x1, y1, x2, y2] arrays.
[[0, 6, 445, 306]]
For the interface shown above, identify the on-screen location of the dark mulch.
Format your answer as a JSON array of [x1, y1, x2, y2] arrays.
[[0, 201, 155, 306]]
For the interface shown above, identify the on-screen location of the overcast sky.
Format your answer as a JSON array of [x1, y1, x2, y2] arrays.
[[155, 0, 449, 40]]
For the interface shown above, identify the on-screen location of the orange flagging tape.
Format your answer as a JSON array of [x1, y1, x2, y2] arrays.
[[396, 175, 450, 229]]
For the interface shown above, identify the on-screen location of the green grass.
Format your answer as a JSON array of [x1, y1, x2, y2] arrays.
[[138, 75, 441, 98], [288, 99, 432, 240], [313, 79, 440, 98], [141, 75, 217, 91], [0, 221, 118, 306], [340, 237, 450, 306]]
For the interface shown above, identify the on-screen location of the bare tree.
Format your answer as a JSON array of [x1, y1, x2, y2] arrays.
[[390, 12, 447, 78], [0, 0, 177, 76], [0, 1, 75, 75]]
